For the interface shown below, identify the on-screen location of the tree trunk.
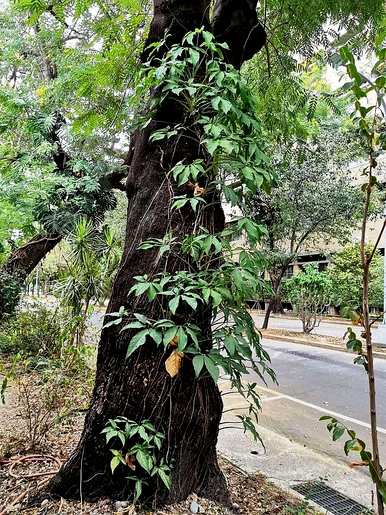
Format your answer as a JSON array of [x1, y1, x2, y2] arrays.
[[262, 264, 289, 329], [48, 0, 266, 505], [262, 294, 283, 329], [0, 233, 62, 319], [262, 285, 283, 329], [262, 298, 274, 329], [271, 296, 284, 314]]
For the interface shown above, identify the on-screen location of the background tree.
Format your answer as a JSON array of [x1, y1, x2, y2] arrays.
[[55, 218, 122, 345], [0, 2, 143, 316], [248, 124, 361, 328], [328, 244, 383, 317]]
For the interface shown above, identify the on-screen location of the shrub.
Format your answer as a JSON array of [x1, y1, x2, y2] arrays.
[[1, 345, 95, 450], [284, 265, 332, 333], [16, 372, 67, 449], [0, 305, 63, 356]]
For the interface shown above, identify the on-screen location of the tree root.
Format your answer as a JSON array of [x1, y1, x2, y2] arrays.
[[0, 454, 62, 514]]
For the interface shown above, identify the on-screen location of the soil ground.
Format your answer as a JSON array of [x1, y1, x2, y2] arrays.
[[0, 375, 315, 515]]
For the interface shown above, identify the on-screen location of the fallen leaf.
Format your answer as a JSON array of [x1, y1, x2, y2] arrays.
[[349, 461, 368, 468], [165, 350, 184, 377]]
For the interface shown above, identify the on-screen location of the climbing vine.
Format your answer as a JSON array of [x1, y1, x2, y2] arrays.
[[103, 28, 276, 500]]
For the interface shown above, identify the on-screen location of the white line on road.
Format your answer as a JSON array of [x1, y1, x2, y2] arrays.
[[261, 395, 287, 402], [257, 385, 386, 435]]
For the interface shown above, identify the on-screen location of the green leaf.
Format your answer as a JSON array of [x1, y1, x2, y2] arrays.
[[171, 196, 189, 210], [219, 139, 235, 154], [169, 295, 180, 315], [130, 282, 151, 296], [193, 355, 204, 377], [205, 139, 219, 155], [204, 356, 219, 382], [149, 130, 167, 142], [136, 449, 153, 473], [158, 468, 171, 489], [189, 48, 200, 67], [149, 329, 162, 345], [120, 321, 145, 331], [176, 327, 188, 350], [147, 284, 158, 301], [103, 318, 123, 328], [224, 335, 236, 355], [104, 430, 117, 443], [182, 294, 198, 310], [164, 326, 178, 344], [378, 481, 386, 502], [134, 313, 149, 324], [126, 329, 148, 358], [117, 431, 126, 447], [189, 197, 205, 213], [332, 426, 345, 441], [110, 456, 121, 474], [210, 290, 222, 308], [134, 479, 143, 502]]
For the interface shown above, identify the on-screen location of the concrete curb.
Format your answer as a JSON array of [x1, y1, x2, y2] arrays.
[[262, 332, 386, 360]]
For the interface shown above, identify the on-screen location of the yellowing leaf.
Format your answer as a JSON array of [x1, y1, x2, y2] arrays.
[[165, 350, 184, 377], [170, 335, 179, 348], [35, 86, 47, 98]]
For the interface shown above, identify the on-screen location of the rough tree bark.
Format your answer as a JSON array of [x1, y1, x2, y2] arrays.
[[1, 233, 62, 280], [0, 233, 62, 319], [48, 0, 266, 504]]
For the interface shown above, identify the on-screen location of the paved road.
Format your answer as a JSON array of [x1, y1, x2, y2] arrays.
[[253, 338, 386, 471], [219, 338, 386, 507]]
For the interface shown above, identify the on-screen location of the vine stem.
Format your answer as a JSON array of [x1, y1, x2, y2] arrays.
[[360, 153, 385, 515]]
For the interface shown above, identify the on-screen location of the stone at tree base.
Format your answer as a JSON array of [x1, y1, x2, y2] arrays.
[[190, 499, 200, 513]]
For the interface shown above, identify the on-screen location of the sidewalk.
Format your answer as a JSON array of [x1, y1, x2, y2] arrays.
[[251, 310, 386, 351], [219, 385, 376, 511], [261, 328, 386, 359], [253, 310, 355, 326]]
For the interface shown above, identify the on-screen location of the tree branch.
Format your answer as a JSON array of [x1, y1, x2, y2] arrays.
[[212, 0, 266, 68]]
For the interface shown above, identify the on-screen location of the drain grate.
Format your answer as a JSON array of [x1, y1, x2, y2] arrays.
[[291, 481, 369, 514]]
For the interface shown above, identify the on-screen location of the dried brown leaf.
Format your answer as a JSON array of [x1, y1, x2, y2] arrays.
[[165, 351, 184, 378]]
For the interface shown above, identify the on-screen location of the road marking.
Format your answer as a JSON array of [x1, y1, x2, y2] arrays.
[[257, 385, 386, 435], [262, 395, 287, 402]]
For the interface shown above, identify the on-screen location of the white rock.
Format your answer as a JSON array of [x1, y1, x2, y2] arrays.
[[190, 500, 200, 513], [115, 500, 131, 512]]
